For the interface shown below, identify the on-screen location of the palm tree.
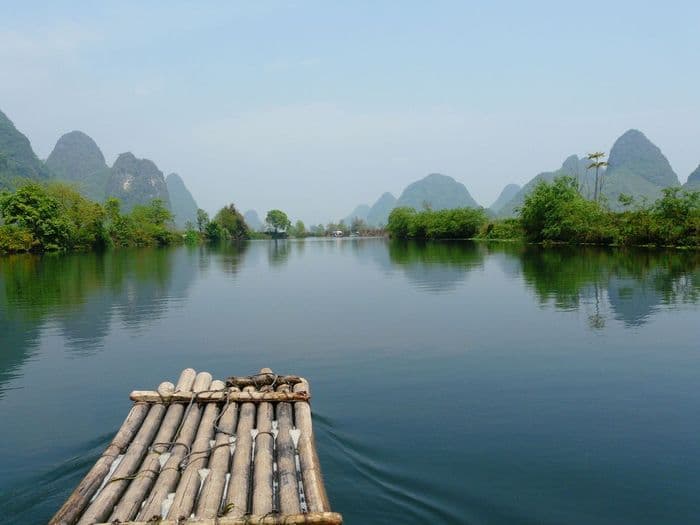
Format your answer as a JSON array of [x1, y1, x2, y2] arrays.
[[587, 152, 608, 203]]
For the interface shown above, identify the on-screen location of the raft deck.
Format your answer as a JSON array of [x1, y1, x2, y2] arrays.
[[50, 368, 342, 525]]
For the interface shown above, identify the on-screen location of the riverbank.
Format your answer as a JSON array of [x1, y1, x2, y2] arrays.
[[387, 176, 700, 249]]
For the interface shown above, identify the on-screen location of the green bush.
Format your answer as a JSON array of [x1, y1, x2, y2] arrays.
[[387, 206, 487, 239], [478, 218, 523, 240], [0, 224, 35, 252], [520, 176, 615, 244], [0, 184, 72, 250], [0, 184, 182, 253]]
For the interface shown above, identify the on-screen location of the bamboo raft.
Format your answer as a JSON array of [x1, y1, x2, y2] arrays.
[[50, 368, 342, 525]]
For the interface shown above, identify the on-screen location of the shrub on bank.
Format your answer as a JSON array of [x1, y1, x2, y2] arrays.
[[387, 206, 487, 239], [0, 183, 179, 253], [520, 177, 699, 247], [478, 218, 523, 240]]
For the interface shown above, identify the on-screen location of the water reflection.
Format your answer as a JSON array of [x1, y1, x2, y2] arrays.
[[1, 242, 698, 399], [214, 241, 250, 276], [381, 240, 699, 326], [0, 248, 198, 396], [517, 246, 700, 326], [267, 239, 291, 267], [387, 240, 485, 292]]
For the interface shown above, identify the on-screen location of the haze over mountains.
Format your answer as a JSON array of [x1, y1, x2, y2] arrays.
[[0, 109, 51, 190], [342, 128, 696, 224], [686, 165, 700, 191], [0, 108, 200, 228], [1, 105, 698, 229]]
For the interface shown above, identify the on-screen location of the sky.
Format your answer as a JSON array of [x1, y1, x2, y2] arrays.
[[1, 0, 699, 224]]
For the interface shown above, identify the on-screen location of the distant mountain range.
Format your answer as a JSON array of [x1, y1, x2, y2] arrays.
[[342, 128, 697, 224], [45, 130, 110, 202], [489, 183, 521, 215], [686, 165, 700, 191], [0, 109, 51, 190], [343, 174, 479, 227], [1, 107, 697, 228], [494, 129, 685, 217], [166, 173, 198, 228], [244, 209, 264, 231], [495, 155, 595, 217], [0, 108, 200, 226]]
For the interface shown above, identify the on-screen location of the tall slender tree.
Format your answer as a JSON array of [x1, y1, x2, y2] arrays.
[[587, 152, 608, 203]]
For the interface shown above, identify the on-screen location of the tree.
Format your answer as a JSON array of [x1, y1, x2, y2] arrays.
[[196, 208, 210, 233], [292, 219, 306, 237], [0, 183, 70, 250], [587, 152, 608, 203], [215, 203, 249, 239], [351, 217, 367, 232], [265, 209, 291, 234], [520, 176, 613, 243]]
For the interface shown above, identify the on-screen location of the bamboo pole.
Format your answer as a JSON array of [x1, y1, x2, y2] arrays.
[[195, 385, 240, 518], [94, 511, 343, 525], [48, 403, 150, 525], [276, 384, 301, 514], [225, 374, 303, 388], [224, 385, 256, 518], [252, 388, 274, 515], [129, 390, 309, 403], [108, 369, 197, 522], [293, 379, 330, 512], [166, 379, 226, 519], [136, 371, 213, 521], [76, 382, 174, 524]]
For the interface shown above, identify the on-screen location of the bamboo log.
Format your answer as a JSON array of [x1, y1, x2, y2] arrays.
[[252, 389, 274, 515], [48, 403, 150, 525], [276, 384, 301, 514], [225, 374, 303, 388], [167, 379, 226, 519], [195, 385, 240, 518], [129, 390, 309, 403], [94, 511, 343, 525], [224, 386, 256, 518], [137, 371, 213, 521], [293, 379, 330, 512], [77, 382, 174, 524], [108, 369, 197, 522]]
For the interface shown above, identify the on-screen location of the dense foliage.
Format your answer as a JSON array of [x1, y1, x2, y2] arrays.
[[265, 209, 291, 234], [193, 204, 249, 242], [387, 206, 488, 239], [519, 177, 699, 247], [0, 183, 178, 253], [215, 203, 249, 240]]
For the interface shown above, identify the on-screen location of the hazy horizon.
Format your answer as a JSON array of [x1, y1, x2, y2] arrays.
[[2, 1, 699, 224]]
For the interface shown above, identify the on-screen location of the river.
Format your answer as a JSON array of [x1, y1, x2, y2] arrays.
[[0, 239, 698, 524]]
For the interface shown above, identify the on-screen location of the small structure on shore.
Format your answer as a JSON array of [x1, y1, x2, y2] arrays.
[[50, 368, 342, 525]]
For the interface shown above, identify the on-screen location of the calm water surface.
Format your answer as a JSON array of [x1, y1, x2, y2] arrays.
[[0, 239, 698, 524]]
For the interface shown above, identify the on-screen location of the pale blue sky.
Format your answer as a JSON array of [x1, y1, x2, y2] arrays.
[[1, 1, 699, 223]]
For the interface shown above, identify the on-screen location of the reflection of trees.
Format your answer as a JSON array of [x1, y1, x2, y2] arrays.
[[267, 240, 290, 268], [0, 247, 198, 396], [381, 239, 699, 326], [388, 240, 485, 293], [213, 241, 250, 276], [518, 246, 700, 326]]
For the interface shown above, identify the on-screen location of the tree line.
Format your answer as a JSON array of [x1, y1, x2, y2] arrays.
[[0, 183, 329, 254], [0, 182, 253, 253], [387, 176, 700, 247]]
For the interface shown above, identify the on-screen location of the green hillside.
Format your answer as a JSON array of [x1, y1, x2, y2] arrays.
[[166, 173, 198, 228], [46, 130, 110, 202], [396, 173, 480, 211], [105, 152, 171, 212], [0, 109, 51, 190]]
